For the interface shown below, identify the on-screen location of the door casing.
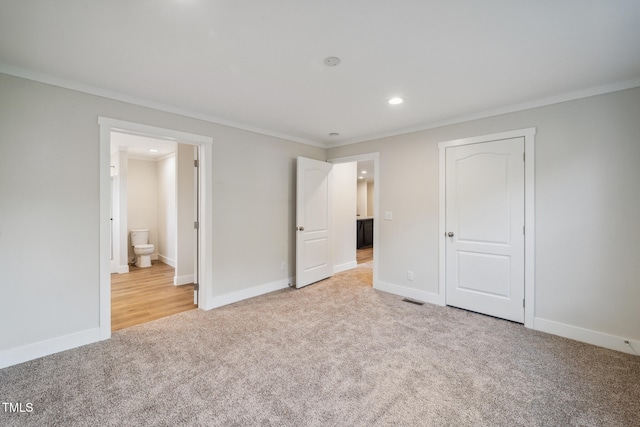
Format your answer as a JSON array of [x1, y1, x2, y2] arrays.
[[99, 117, 214, 340], [438, 128, 536, 328]]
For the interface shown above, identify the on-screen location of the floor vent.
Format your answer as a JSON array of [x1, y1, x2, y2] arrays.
[[402, 298, 424, 306]]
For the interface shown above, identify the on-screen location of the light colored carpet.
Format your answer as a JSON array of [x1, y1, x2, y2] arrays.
[[1, 266, 639, 426]]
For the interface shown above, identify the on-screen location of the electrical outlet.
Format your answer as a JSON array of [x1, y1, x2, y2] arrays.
[[407, 270, 414, 281], [281, 261, 286, 271], [384, 211, 393, 220]]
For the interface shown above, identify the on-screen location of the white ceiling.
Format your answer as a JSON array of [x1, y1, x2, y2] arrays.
[[110, 131, 177, 161], [357, 160, 374, 183], [1, 1, 639, 147]]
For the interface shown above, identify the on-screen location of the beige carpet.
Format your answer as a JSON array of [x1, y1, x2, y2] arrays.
[[1, 266, 639, 426]]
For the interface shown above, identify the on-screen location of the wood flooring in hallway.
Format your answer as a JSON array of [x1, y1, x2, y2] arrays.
[[357, 247, 373, 264], [111, 261, 197, 332]]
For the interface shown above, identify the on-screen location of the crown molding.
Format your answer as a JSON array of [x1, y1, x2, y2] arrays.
[[0, 63, 326, 148], [3, 63, 638, 150], [328, 77, 640, 148]]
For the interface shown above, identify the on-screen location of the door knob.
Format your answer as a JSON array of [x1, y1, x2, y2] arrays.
[[447, 231, 454, 237], [297, 226, 305, 231]]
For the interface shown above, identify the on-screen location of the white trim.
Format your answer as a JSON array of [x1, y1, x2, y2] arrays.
[[0, 328, 101, 369], [375, 280, 443, 306], [197, 128, 215, 310], [438, 128, 536, 328], [208, 278, 291, 309], [0, 65, 322, 148], [329, 78, 640, 147], [99, 124, 112, 340], [115, 265, 130, 274], [534, 318, 640, 357], [328, 153, 380, 289], [158, 254, 176, 268], [437, 146, 447, 307], [100, 118, 215, 342], [174, 274, 194, 286], [99, 117, 213, 144], [333, 261, 358, 274], [523, 131, 536, 327]]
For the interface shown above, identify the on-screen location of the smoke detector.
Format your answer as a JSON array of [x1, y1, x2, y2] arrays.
[[323, 57, 341, 67]]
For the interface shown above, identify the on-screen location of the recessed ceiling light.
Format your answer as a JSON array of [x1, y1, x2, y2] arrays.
[[149, 149, 159, 153], [324, 57, 341, 67], [362, 170, 367, 174], [329, 132, 340, 137], [388, 97, 404, 105], [359, 176, 363, 179]]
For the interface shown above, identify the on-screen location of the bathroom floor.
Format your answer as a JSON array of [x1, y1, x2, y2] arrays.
[[111, 261, 197, 331]]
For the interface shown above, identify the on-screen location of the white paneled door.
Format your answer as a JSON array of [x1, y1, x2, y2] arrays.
[[445, 138, 525, 323], [296, 156, 333, 288]]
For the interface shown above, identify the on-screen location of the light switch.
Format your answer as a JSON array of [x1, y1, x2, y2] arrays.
[[384, 211, 393, 220]]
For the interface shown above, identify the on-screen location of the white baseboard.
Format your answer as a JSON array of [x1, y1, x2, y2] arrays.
[[158, 254, 175, 268], [207, 278, 291, 309], [115, 264, 129, 274], [0, 328, 102, 369], [534, 317, 639, 356], [334, 260, 357, 274], [174, 274, 194, 286], [375, 280, 444, 306]]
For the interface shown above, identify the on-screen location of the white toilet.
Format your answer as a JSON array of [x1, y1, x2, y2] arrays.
[[130, 229, 154, 268]]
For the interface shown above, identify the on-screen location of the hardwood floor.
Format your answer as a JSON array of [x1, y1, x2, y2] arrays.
[[111, 261, 196, 332], [357, 247, 373, 264]]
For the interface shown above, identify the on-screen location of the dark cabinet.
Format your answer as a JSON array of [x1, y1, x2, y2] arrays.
[[357, 218, 374, 249]]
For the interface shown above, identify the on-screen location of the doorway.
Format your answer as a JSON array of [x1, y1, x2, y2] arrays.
[[329, 153, 379, 288], [109, 132, 198, 330], [356, 159, 374, 268], [99, 117, 213, 340]]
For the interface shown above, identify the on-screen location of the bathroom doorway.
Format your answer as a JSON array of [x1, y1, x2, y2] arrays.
[[109, 132, 199, 330], [99, 117, 213, 339]]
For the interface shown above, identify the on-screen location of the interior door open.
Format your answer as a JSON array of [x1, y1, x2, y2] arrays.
[[296, 156, 333, 288]]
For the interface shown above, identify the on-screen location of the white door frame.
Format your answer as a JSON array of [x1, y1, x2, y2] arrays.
[[438, 128, 535, 328], [328, 152, 380, 289], [98, 117, 214, 340]]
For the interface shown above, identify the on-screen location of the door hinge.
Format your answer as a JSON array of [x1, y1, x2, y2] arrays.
[[523, 152, 525, 162], [194, 159, 199, 167], [194, 221, 199, 230], [523, 299, 525, 308], [523, 225, 525, 235]]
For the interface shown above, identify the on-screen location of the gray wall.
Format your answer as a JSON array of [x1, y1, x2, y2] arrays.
[[332, 162, 357, 272], [128, 158, 160, 261], [328, 87, 640, 342], [0, 73, 324, 353]]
